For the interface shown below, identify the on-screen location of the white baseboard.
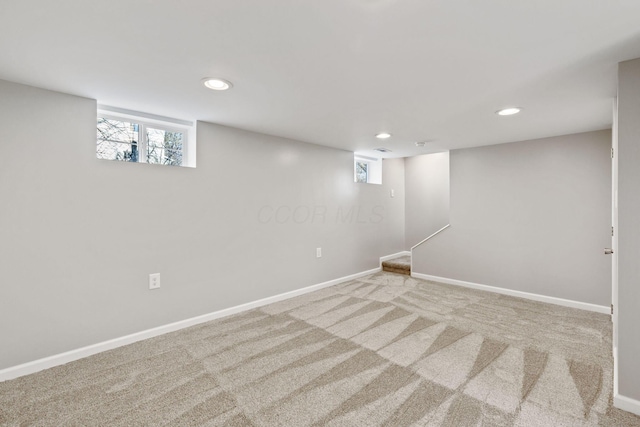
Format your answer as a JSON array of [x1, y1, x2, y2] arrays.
[[380, 251, 411, 266], [614, 394, 640, 416], [0, 267, 380, 383], [411, 272, 610, 314]]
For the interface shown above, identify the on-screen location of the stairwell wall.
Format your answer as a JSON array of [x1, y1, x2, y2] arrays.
[[404, 152, 450, 249], [412, 130, 612, 306]]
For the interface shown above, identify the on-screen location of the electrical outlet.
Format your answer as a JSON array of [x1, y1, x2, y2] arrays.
[[149, 273, 161, 290], [316, 247, 322, 258]]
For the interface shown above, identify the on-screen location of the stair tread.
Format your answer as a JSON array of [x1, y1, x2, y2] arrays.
[[382, 255, 411, 272]]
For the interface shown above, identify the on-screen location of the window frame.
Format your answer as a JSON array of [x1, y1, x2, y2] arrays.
[[97, 106, 195, 168], [354, 154, 382, 185]]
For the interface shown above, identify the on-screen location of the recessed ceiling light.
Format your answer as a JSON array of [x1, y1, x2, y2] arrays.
[[202, 78, 233, 91], [375, 132, 392, 139], [496, 107, 521, 116], [415, 141, 426, 147], [374, 148, 392, 153]]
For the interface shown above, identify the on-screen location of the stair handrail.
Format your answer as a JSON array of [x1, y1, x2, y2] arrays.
[[410, 224, 450, 251]]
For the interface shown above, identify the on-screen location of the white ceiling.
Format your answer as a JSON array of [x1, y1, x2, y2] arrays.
[[1, 0, 640, 158]]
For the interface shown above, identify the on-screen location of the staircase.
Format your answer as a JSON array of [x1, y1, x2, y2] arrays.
[[382, 255, 411, 275]]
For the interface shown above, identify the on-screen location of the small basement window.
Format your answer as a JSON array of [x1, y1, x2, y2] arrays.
[[355, 161, 368, 183], [97, 106, 195, 167], [354, 154, 382, 185]]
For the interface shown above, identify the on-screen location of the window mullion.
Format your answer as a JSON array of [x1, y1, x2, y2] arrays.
[[139, 123, 147, 163]]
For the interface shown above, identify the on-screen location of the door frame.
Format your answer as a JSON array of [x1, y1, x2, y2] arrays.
[[612, 97, 619, 395]]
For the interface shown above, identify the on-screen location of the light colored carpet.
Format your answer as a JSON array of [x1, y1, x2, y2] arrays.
[[1, 272, 638, 426]]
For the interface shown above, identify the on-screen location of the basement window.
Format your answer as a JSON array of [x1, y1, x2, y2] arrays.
[[96, 106, 195, 167], [355, 161, 368, 183], [354, 154, 382, 185]]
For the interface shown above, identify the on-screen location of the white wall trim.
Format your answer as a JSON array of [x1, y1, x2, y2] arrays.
[[614, 394, 640, 416], [98, 104, 193, 127], [614, 346, 619, 400], [411, 272, 610, 314], [0, 267, 380, 383], [380, 251, 411, 266]]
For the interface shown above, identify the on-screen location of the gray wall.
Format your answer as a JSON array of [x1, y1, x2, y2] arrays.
[[413, 130, 612, 306], [404, 152, 450, 248], [617, 58, 640, 402], [0, 79, 405, 370]]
